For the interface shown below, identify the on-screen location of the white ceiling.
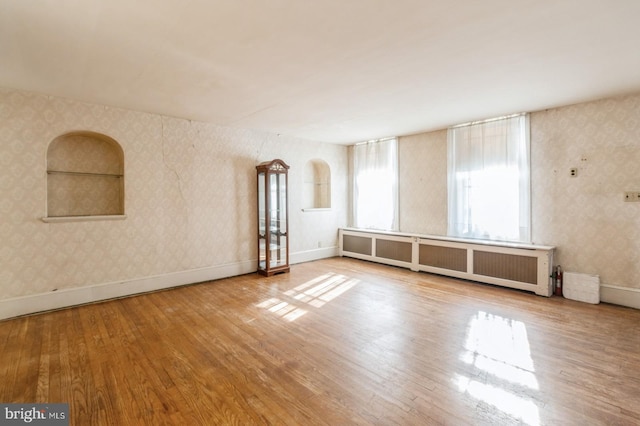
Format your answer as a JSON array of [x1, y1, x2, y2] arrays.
[[1, 0, 640, 144]]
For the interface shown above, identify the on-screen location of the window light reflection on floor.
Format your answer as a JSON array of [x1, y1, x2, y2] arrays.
[[255, 273, 359, 321], [455, 311, 541, 426], [454, 373, 541, 426]]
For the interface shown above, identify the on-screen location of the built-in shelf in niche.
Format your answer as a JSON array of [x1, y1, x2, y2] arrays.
[[44, 131, 125, 220], [303, 159, 331, 210]]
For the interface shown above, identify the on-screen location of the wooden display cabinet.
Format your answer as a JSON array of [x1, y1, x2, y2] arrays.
[[256, 159, 290, 276]]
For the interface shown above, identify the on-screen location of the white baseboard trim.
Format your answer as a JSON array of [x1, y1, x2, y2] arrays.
[[291, 246, 339, 264], [600, 284, 640, 310], [0, 247, 339, 321], [0, 260, 255, 321]]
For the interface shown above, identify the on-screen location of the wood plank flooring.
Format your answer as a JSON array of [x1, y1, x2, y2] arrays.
[[1, 257, 640, 425]]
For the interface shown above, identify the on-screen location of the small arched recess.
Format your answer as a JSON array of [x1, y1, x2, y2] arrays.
[[45, 131, 125, 221], [303, 159, 331, 210]]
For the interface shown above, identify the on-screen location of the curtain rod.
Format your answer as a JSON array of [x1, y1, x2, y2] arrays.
[[450, 112, 527, 129], [354, 136, 397, 146]]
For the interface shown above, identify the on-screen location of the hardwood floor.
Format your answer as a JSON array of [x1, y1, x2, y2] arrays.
[[1, 257, 639, 425]]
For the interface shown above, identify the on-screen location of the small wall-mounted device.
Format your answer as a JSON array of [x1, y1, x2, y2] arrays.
[[624, 191, 640, 202], [570, 168, 578, 177]]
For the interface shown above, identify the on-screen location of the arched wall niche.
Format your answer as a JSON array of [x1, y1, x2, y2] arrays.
[[303, 159, 331, 210], [46, 131, 125, 219]]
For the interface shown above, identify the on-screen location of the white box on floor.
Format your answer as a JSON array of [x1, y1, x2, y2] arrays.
[[563, 272, 600, 304]]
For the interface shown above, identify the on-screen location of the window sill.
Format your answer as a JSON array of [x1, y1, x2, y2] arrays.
[[41, 215, 127, 223]]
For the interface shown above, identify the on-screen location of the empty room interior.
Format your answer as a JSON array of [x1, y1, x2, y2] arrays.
[[1, 1, 640, 425]]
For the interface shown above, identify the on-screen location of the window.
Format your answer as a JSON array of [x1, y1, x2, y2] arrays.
[[351, 137, 398, 231], [447, 114, 530, 242]]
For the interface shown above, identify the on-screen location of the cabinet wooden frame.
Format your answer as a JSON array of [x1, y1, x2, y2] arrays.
[[256, 159, 290, 276]]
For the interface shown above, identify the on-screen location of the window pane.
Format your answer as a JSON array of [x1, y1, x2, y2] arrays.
[[447, 115, 530, 242], [352, 138, 398, 231]]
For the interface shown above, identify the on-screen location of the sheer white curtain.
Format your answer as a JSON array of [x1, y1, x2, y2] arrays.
[[447, 114, 530, 242], [352, 138, 398, 231]]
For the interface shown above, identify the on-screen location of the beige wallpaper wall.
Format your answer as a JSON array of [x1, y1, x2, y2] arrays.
[[0, 88, 347, 300], [398, 130, 448, 234], [530, 94, 640, 290], [399, 92, 640, 290]]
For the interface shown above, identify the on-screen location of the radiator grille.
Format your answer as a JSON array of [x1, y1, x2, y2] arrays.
[[376, 239, 412, 262], [473, 250, 537, 284], [419, 244, 467, 272], [342, 235, 372, 255]]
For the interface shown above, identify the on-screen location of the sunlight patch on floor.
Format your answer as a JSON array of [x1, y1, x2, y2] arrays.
[[256, 273, 359, 321]]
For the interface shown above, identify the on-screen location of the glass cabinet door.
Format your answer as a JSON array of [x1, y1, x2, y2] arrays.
[[256, 159, 290, 276], [258, 171, 267, 271]]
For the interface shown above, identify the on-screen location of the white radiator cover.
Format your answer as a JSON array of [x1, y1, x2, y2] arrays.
[[339, 228, 555, 296], [563, 272, 600, 304]]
